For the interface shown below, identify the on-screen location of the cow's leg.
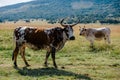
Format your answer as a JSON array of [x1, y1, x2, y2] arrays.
[[107, 36, 111, 44], [44, 51, 51, 67], [89, 39, 94, 48], [51, 47, 57, 68], [104, 37, 107, 44], [12, 43, 19, 67], [90, 42, 94, 48], [105, 35, 111, 44], [20, 45, 30, 66], [87, 37, 94, 48]]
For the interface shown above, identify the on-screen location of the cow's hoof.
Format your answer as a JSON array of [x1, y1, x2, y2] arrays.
[[13, 65, 19, 69], [14, 62, 18, 67], [44, 64, 48, 67], [54, 65, 58, 69], [26, 64, 30, 67], [90, 46, 94, 48]]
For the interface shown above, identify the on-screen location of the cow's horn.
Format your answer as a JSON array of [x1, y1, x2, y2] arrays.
[[60, 18, 67, 27]]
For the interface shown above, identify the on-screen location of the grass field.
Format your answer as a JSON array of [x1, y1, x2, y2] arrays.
[[0, 21, 120, 80]]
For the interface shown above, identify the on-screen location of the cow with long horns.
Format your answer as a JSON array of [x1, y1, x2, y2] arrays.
[[12, 19, 79, 68]]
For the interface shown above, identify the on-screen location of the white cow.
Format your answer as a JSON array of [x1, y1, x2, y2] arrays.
[[79, 26, 111, 47]]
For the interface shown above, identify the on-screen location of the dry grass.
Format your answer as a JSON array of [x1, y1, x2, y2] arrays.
[[0, 21, 120, 37], [1, 21, 120, 37]]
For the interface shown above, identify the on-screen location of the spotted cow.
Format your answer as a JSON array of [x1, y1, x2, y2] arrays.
[[79, 26, 111, 47], [12, 19, 79, 68]]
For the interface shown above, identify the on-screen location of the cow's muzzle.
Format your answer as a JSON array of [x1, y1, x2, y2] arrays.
[[70, 36, 75, 40]]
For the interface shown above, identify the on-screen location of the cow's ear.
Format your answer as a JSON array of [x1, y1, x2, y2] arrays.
[[84, 26, 86, 28], [79, 26, 81, 29]]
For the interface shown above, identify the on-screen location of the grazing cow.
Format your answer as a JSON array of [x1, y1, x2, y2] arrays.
[[12, 19, 79, 68], [79, 26, 111, 47]]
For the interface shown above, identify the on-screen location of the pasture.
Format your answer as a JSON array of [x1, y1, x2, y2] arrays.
[[0, 21, 120, 80]]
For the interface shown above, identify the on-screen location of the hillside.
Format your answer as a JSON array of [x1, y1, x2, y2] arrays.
[[0, 0, 120, 23]]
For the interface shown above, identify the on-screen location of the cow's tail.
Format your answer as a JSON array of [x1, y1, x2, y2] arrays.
[[12, 52, 14, 61], [12, 29, 16, 61]]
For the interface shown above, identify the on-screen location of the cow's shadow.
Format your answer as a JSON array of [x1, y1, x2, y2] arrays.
[[15, 67, 91, 80], [88, 44, 113, 53]]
